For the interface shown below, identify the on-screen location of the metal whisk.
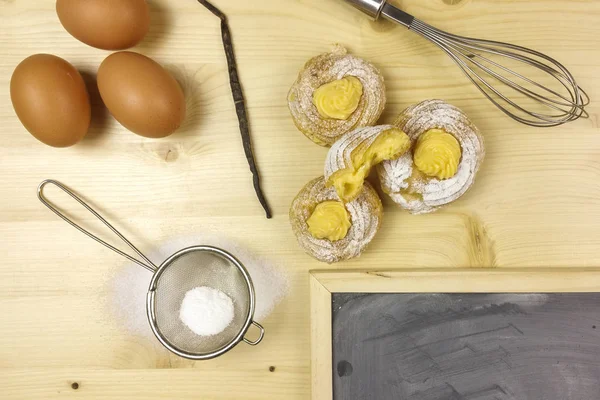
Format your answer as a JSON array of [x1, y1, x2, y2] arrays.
[[342, 0, 589, 127]]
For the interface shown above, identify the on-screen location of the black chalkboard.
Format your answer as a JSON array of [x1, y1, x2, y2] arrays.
[[332, 293, 600, 400]]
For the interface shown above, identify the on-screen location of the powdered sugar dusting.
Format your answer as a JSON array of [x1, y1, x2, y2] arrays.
[[288, 44, 386, 146], [379, 100, 485, 214], [324, 125, 396, 181], [289, 176, 382, 263], [108, 234, 289, 338], [179, 287, 234, 336]]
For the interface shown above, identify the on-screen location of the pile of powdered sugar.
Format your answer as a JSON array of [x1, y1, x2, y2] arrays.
[[108, 234, 289, 338], [179, 286, 234, 336]]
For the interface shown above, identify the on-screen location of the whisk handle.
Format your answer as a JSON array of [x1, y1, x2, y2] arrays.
[[37, 179, 158, 272], [380, 2, 415, 28], [342, 0, 386, 19], [341, 0, 415, 28]]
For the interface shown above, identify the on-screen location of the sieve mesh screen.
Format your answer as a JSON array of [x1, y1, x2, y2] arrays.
[[152, 250, 251, 355]]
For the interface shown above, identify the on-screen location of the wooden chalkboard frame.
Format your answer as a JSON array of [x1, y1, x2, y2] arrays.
[[309, 268, 600, 400]]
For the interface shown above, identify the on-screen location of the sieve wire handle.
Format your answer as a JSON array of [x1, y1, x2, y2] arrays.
[[243, 321, 265, 346], [38, 179, 158, 273]]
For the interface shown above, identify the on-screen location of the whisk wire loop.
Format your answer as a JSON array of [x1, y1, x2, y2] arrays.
[[407, 18, 589, 126], [426, 35, 577, 123], [417, 25, 580, 108], [417, 20, 588, 106]]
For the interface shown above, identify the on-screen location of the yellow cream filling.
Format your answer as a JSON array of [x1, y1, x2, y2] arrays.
[[313, 76, 363, 120], [307, 201, 351, 241], [413, 129, 462, 180], [329, 128, 411, 202]]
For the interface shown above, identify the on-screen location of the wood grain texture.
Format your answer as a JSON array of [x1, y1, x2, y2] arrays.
[[311, 268, 600, 294], [0, 0, 599, 398], [311, 274, 333, 400]]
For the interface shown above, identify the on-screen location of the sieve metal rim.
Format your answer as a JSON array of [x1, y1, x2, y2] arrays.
[[146, 245, 261, 360]]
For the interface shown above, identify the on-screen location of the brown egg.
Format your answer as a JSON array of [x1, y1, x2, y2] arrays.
[[10, 54, 91, 148], [97, 51, 186, 138], [56, 0, 150, 50]]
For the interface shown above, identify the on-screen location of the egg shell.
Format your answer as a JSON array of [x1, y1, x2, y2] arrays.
[[56, 0, 150, 50], [10, 54, 91, 148], [97, 51, 186, 138]]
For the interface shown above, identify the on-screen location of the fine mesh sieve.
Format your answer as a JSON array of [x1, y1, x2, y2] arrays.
[[38, 179, 264, 360], [148, 246, 261, 358]]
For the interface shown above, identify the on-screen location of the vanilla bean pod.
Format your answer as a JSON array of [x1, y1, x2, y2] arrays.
[[197, 0, 272, 218]]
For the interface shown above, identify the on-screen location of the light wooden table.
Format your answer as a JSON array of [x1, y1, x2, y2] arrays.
[[0, 0, 599, 399]]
